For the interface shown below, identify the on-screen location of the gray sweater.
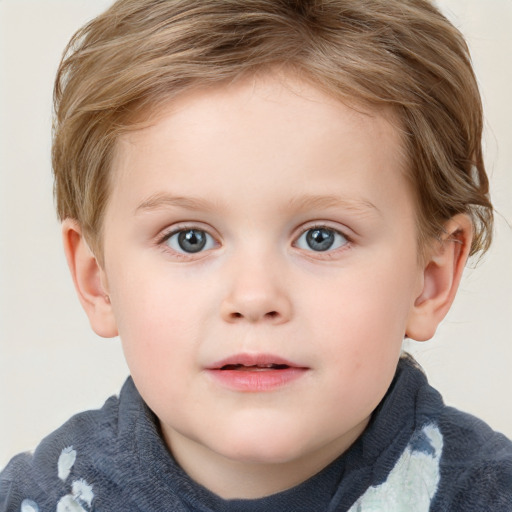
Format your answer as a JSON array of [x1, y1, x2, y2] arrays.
[[1, 356, 511, 511]]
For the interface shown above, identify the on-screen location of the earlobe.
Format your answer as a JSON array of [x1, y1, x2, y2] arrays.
[[406, 214, 473, 341], [62, 219, 118, 338]]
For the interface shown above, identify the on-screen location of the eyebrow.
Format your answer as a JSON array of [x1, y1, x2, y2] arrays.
[[134, 192, 381, 217], [285, 194, 381, 217], [135, 193, 218, 215]]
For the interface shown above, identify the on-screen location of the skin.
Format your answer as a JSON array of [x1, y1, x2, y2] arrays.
[[64, 72, 472, 499]]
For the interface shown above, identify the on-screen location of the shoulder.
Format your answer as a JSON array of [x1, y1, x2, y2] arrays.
[[0, 386, 124, 512], [434, 406, 512, 511]]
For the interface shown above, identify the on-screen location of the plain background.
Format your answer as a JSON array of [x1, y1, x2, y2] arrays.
[[0, 0, 511, 469]]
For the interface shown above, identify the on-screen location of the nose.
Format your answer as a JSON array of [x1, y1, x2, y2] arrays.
[[220, 253, 292, 325]]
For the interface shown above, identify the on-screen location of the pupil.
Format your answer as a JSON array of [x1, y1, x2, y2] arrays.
[[178, 230, 207, 253], [306, 228, 334, 251]]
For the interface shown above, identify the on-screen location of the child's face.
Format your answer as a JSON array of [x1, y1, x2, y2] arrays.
[[101, 72, 425, 489]]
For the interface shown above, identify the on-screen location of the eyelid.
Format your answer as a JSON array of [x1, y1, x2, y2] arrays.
[[154, 220, 353, 259], [294, 221, 353, 242], [157, 221, 219, 241], [292, 222, 353, 254], [156, 222, 220, 257]]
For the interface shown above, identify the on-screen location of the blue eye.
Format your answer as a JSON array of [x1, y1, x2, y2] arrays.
[[295, 227, 348, 252], [165, 229, 215, 254]]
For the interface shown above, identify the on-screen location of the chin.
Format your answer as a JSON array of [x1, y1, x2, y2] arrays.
[[212, 428, 311, 465]]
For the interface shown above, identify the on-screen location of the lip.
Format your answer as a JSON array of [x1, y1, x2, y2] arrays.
[[205, 353, 309, 392]]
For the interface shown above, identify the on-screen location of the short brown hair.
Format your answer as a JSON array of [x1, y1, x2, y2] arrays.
[[52, 0, 493, 258]]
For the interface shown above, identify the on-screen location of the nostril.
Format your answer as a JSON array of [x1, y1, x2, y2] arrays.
[[228, 311, 279, 320]]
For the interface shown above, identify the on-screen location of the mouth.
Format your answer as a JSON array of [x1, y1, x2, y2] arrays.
[[219, 363, 292, 372], [206, 354, 308, 392], [208, 353, 305, 371]]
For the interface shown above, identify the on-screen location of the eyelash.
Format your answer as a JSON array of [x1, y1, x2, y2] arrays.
[[157, 224, 218, 260], [156, 223, 353, 259], [292, 223, 352, 259]]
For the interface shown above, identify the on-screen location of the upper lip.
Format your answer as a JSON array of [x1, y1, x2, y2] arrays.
[[207, 353, 307, 370]]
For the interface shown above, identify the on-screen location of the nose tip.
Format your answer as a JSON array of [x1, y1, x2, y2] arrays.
[[220, 279, 292, 325], [220, 249, 292, 324]]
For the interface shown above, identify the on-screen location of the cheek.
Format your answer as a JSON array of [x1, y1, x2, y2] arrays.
[[108, 269, 195, 366], [303, 259, 418, 361], [303, 270, 412, 421], [108, 261, 227, 379]]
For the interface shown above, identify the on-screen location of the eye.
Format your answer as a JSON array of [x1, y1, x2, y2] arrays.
[[164, 228, 216, 254], [295, 227, 348, 252]]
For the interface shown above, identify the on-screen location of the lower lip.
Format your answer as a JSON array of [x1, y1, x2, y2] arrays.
[[206, 367, 308, 392]]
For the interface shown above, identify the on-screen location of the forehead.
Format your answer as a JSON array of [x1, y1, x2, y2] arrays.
[[109, 72, 411, 220]]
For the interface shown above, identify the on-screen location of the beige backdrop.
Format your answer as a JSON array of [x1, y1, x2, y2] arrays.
[[1, 0, 511, 469]]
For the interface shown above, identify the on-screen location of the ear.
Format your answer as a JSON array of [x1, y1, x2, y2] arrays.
[[62, 219, 118, 338], [406, 214, 473, 341]]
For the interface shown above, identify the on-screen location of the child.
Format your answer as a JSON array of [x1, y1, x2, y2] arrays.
[[1, 0, 511, 510]]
